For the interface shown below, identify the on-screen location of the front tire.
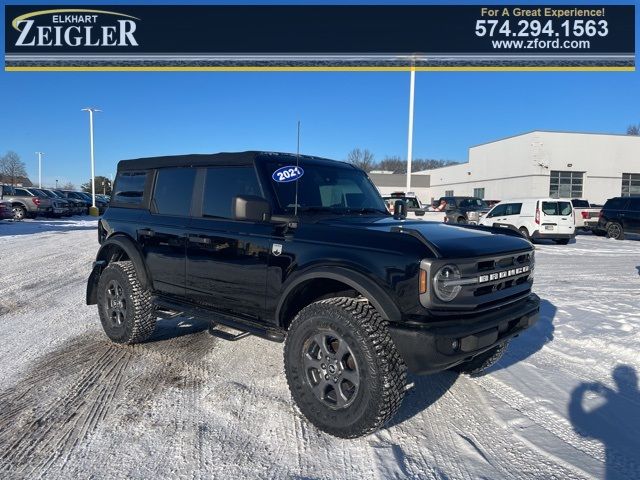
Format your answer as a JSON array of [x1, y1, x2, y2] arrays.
[[606, 222, 624, 240], [452, 342, 509, 376], [284, 297, 407, 438], [12, 205, 26, 220], [97, 261, 155, 344]]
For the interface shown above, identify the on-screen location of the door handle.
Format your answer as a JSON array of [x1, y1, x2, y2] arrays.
[[188, 235, 211, 245], [139, 228, 155, 237]]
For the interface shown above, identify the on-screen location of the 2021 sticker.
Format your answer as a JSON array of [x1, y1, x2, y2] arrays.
[[272, 165, 304, 183]]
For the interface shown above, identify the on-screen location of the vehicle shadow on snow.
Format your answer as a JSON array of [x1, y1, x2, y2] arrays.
[[0, 218, 97, 236], [569, 364, 640, 480], [485, 298, 557, 374]]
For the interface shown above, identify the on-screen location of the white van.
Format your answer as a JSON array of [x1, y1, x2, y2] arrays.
[[479, 198, 575, 244]]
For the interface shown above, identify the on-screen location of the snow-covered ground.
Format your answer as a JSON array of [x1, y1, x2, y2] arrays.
[[0, 218, 638, 479]]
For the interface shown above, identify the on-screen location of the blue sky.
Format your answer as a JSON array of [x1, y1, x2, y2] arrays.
[[1, 0, 639, 187]]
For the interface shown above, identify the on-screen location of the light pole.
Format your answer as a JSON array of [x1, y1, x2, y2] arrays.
[[81, 107, 101, 215], [55, 179, 58, 189], [406, 66, 416, 193], [35, 152, 44, 188]]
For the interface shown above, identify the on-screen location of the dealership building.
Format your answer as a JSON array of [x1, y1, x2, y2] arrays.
[[371, 131, 640, 205]]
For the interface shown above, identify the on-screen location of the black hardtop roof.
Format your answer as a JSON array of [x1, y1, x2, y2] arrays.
[[117, 151, 354, 171]]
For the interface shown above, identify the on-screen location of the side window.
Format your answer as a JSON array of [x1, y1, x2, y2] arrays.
[[503, 203, 522, 216], [113, 171, 147, 205], [202, 166, 262, 219], [14, 188, 29, 196], [488, 204, 506, 217], [153, 168, 197, 216]]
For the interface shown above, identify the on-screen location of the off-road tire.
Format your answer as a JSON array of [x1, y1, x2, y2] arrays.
[[12, 205, 26, 220], [452, 342, 509, 376], [606, 222, 624, 240], [553, 238, 570, 245], [284, 297, 407, 438], [97, 261, 155, 344]]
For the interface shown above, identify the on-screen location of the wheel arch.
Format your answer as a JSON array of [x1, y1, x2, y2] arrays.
[[86, 234, 152, 305], [276, 267, 402, 329]]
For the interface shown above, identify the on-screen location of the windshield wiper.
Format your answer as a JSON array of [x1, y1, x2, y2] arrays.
[[346, 207, 389, 215]]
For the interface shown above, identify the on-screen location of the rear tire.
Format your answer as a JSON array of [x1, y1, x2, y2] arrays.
[[284, 297, 407, 438], [97, 261, 155, 344], [518, 227, 530, 239], [606, 222, 624, 240], [452, 342, 509, 376], [553, 238, 570, 245]]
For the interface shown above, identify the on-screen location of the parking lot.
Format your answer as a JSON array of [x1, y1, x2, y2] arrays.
[[0, 218, 639, 479]]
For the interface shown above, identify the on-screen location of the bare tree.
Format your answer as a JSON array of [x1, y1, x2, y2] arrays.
[[346, 148, 375, 172], [0, 151, 28, 187], [61, 182, 76, 190], [378, 156, 405, 173], [627, 124, 640, 136]]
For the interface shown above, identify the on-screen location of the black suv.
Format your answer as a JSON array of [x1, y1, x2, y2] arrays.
[[86, 152, 539, 438], [596, 196, 640, 240]]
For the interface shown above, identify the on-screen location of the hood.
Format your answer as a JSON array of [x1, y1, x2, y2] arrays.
[[316, 216, 532, 258]]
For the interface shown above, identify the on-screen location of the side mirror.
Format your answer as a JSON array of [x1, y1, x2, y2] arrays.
[[232, 195, 271, 222], [393, 200, 407, 220]]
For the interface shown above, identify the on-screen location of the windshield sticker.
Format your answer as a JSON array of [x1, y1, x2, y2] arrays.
[[272, 165, 304, 183]]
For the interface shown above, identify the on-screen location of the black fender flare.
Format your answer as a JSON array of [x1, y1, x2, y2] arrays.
[[275, 267, 402, 325], [86, 234, 151, 305]]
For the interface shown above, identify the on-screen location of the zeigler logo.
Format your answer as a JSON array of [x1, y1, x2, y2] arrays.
[[12, 9, 139, 47]]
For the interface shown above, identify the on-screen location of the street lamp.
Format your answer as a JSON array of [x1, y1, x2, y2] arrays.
[[55, 179, 58, 188], [406, 66, 416, 193], [81, 107, 101, 216], [35, 152, 44, 188]]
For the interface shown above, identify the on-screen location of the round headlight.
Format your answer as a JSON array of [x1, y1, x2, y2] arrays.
[[434, 264, 462, 302]]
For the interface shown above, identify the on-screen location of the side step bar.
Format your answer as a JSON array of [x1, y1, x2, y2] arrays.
[[151, 296, 286, 343]]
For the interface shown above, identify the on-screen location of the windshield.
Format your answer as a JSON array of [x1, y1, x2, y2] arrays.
[[266, 161, 388, 215]]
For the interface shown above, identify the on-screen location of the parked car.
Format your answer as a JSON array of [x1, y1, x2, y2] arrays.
[[383, 192, 447, 222], [27, 188, 68, 218], [595, 196, 640, 240], [0, 184, 52, 219], [436, 196, 491, 225], [38, 189, 74, 217], [87, 151, 539, 438], [53, 190, 85, 215], [570, 199, 601, 231], [56, 190, 91, 214], [0, 200, 13, 220], [480, 198, 575, 244], [76, 191, 108, 214]]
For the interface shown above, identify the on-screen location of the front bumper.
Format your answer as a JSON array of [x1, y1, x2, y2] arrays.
[[388, 293, 540, 374]]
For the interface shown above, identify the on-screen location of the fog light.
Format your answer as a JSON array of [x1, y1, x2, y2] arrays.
[[451, 339, 459, 351]]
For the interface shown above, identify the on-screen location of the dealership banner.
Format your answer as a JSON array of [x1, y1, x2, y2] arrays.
[[4, 4, 636, 71]]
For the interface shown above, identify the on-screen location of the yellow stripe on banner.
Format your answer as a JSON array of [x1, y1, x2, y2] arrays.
[[4, 66, 636, 72]]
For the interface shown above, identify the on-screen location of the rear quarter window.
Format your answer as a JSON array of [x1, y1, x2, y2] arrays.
[[113, 171, 147, 205]]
